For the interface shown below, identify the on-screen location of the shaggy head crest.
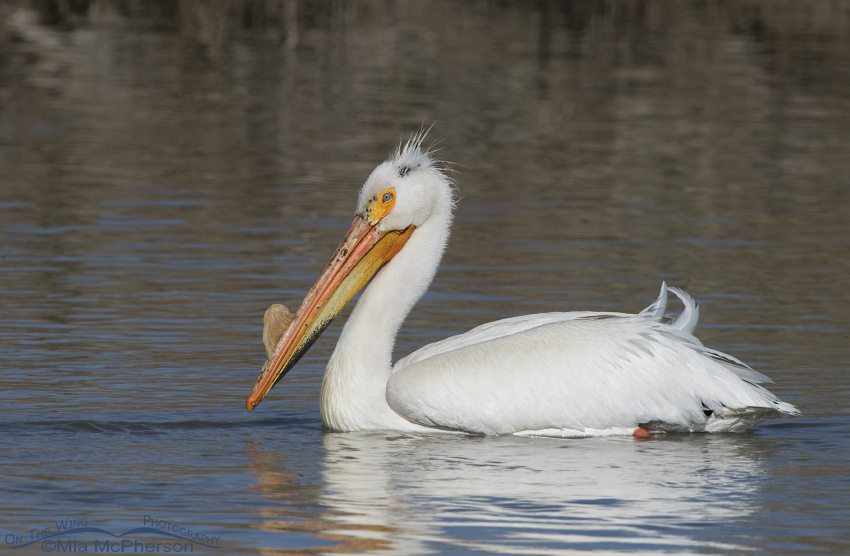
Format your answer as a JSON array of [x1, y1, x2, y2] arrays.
[[385, 129, 458, 207], [389, 129, 437, 179]]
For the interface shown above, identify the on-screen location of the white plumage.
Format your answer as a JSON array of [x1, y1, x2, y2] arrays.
[[389, 285, 796, 435], [248, 135, 800, 436]]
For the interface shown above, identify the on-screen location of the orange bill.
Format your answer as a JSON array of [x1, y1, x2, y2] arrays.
[[247, 215, 414, 411]]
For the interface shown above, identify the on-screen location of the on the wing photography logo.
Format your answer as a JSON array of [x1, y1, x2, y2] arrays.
[[4, 515, 222, 553]]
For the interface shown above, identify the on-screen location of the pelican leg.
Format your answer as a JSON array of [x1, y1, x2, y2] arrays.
[[633, 427, 652, 438]]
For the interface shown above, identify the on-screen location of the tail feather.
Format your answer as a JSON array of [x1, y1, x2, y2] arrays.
[[667, 286, 699, 334], [640, 283, 700, 334], [639, 282, 668, 320], [705, 403, 801, 432]]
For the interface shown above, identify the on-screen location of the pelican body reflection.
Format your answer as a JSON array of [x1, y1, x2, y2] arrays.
[[247, 432, 771, 554]]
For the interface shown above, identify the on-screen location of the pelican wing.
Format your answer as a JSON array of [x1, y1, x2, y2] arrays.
[[387, 289, 797, 435], [395, 311, 631, 368]]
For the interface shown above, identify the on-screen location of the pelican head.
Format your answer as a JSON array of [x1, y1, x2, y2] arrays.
[[247, 136, 454, 411]]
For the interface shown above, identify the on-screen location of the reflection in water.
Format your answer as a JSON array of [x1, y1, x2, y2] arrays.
[[248, 432, 769, 554], [244, 439, 396, 554]]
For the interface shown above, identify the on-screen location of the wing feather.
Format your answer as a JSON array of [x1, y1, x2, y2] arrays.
[[387, 287, 798, 435]]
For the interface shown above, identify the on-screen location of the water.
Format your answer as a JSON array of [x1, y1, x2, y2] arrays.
[[1, 1, 849, 554]]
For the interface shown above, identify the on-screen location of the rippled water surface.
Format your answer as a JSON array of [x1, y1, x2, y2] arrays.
[[2, 1, 849, 554]]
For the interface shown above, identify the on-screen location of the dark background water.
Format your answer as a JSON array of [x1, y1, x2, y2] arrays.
[[1, 1, 848, 554]]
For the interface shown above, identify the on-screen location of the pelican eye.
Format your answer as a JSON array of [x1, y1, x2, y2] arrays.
[[364, 188, 396, 225]]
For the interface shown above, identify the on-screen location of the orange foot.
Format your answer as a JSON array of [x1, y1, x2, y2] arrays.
[[633, 426, 651, 438]]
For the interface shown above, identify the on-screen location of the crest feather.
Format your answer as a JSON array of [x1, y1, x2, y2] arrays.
[[388, 127, 460, 208], [390, 128, 435, 176]]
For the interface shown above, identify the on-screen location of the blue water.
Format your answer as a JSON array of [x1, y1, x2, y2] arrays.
[[2, 2, 849, 554]]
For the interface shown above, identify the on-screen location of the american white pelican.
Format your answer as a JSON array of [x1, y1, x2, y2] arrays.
[[247, 135, 799, 437]]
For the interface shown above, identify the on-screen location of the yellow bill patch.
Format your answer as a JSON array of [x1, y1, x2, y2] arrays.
[[364, 188, 396, 225]]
